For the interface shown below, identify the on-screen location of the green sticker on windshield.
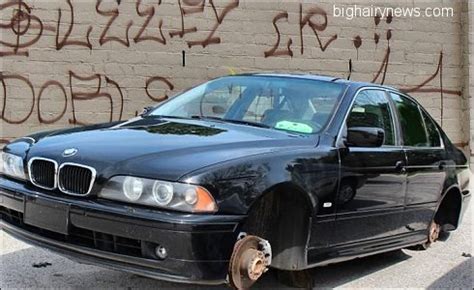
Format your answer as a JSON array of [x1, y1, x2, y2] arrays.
[[275, 121, 313, 134]]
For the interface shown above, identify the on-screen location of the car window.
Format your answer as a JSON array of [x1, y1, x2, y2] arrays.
[[347, 90, 395, 146], [390, 93, 430, 147], [421, 109, 441, 147], [242, 93, 274, 122], [151, 76, 347, 134], [176, 84, 244, 118]]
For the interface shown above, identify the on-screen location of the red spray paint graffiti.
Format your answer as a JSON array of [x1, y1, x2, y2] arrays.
[[134, 0, 166, 45], [1, 73, 35, 124], [145, 76, 175, 102], [56, 0, 93, 50], [0, 1, 466, 146], [37, 81, 68, 124], [264, 12, 293, 58], [299, 4, 337, 54], [0, 1, 46, 57], [96, 0, 133, 47]]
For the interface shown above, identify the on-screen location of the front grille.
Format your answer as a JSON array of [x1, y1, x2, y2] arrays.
[[58, 164, 95, 196], [29, 158, 57, 189]]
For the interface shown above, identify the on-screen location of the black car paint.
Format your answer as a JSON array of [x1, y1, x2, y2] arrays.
[[1, 74, 470, 285]]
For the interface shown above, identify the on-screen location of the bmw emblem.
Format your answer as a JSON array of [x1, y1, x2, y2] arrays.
[[62, 148, 78, 157]]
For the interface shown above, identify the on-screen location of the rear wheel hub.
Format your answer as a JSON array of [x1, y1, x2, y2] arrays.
[[428, 221, 441, 244]]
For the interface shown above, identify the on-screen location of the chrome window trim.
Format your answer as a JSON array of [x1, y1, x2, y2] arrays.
[[58, 162, 97, 196], [337, 86, 445, 150], [28, 157, 58, 190], [387, 91, 445, 150], [416, 104, 445, 150]]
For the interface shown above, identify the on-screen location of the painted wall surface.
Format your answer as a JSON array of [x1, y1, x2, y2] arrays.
[[0, 0, 471, 158], [467, 0, 474, 168]]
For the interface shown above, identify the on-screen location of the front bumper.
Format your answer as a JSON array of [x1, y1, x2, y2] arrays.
[[0, 177, 245, 285]]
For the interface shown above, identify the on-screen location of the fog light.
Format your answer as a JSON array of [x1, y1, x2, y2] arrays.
[[155, 245, 167, 259]]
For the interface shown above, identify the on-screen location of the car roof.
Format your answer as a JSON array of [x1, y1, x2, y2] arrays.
[[234, 73, 401, 92]]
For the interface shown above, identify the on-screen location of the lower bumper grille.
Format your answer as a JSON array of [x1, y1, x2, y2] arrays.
[[1, 206, 23, 224], [1, 206, 142, 258], [68, 226, 142, 256]]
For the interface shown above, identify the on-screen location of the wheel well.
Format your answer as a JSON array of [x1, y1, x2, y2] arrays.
[[434, 188, 462, 231], [241, 184, 312, 271], [341, 176, 358, 188]]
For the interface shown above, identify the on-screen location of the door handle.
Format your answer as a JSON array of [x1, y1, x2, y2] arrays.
[[395, 161, 406, 174]]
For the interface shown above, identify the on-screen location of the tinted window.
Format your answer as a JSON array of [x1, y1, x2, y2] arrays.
[[421, 110, 441, 147], [390, 93, 430, 147], [347, 90, 395, 145]]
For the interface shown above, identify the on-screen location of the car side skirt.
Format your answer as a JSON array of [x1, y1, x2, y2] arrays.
[[306, 231, 427, 268]]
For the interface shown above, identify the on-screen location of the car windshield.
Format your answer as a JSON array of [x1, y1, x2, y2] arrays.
[[149, 76, 347, 134]]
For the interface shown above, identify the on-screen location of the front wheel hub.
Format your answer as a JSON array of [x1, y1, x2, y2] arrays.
[[228, 235, 272, 289]]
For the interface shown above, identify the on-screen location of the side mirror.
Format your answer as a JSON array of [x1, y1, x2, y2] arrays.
[[346, 127, 385, 147], [140, 106, 154, 116]]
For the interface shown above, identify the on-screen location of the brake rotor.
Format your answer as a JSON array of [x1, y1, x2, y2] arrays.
[[428, 221, 441, 244], [229, 235, 269, 289]]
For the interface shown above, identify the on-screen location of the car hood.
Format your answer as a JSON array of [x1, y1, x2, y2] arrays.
[[26, 117, 317, 181]]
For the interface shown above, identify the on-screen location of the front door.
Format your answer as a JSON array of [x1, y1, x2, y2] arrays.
[[335, 89, 407, 246]]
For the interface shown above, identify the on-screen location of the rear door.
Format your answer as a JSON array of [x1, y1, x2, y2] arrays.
[[335, 89, 407, 245], [389, 93, 447, 233]]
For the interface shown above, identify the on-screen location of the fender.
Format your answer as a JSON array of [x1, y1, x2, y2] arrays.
[[180, 146, 339, 216]]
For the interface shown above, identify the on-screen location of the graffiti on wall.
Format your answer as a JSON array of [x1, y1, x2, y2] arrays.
[[264, 5, 461, 96], [1, 0, 239, 55], [0, 0, 464, 144]]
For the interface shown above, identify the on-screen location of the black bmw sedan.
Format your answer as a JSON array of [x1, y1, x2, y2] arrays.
[[0, 74, 470, 288]]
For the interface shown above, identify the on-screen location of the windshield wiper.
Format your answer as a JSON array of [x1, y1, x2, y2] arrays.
[[191, 115, 226, 122], [191, 115, 271, 129], [222, 119, 272, 129]]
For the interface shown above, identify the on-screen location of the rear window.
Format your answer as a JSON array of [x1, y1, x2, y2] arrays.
[[390, 93, 439, 147]]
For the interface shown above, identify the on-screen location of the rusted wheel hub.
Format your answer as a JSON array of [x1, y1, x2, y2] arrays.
[[241, 249, 266, 281], [428, 221, 441, 244], [229, 235, 271, 289]]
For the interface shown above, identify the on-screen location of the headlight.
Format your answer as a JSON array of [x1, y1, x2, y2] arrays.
[[98, 176, 217, 213], [152, 181, 174, 206], [0, 152, 26, 180], [123, 176, 144, 201]]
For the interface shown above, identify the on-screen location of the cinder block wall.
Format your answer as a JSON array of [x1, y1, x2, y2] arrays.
[[0, 0, 471, 158]]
